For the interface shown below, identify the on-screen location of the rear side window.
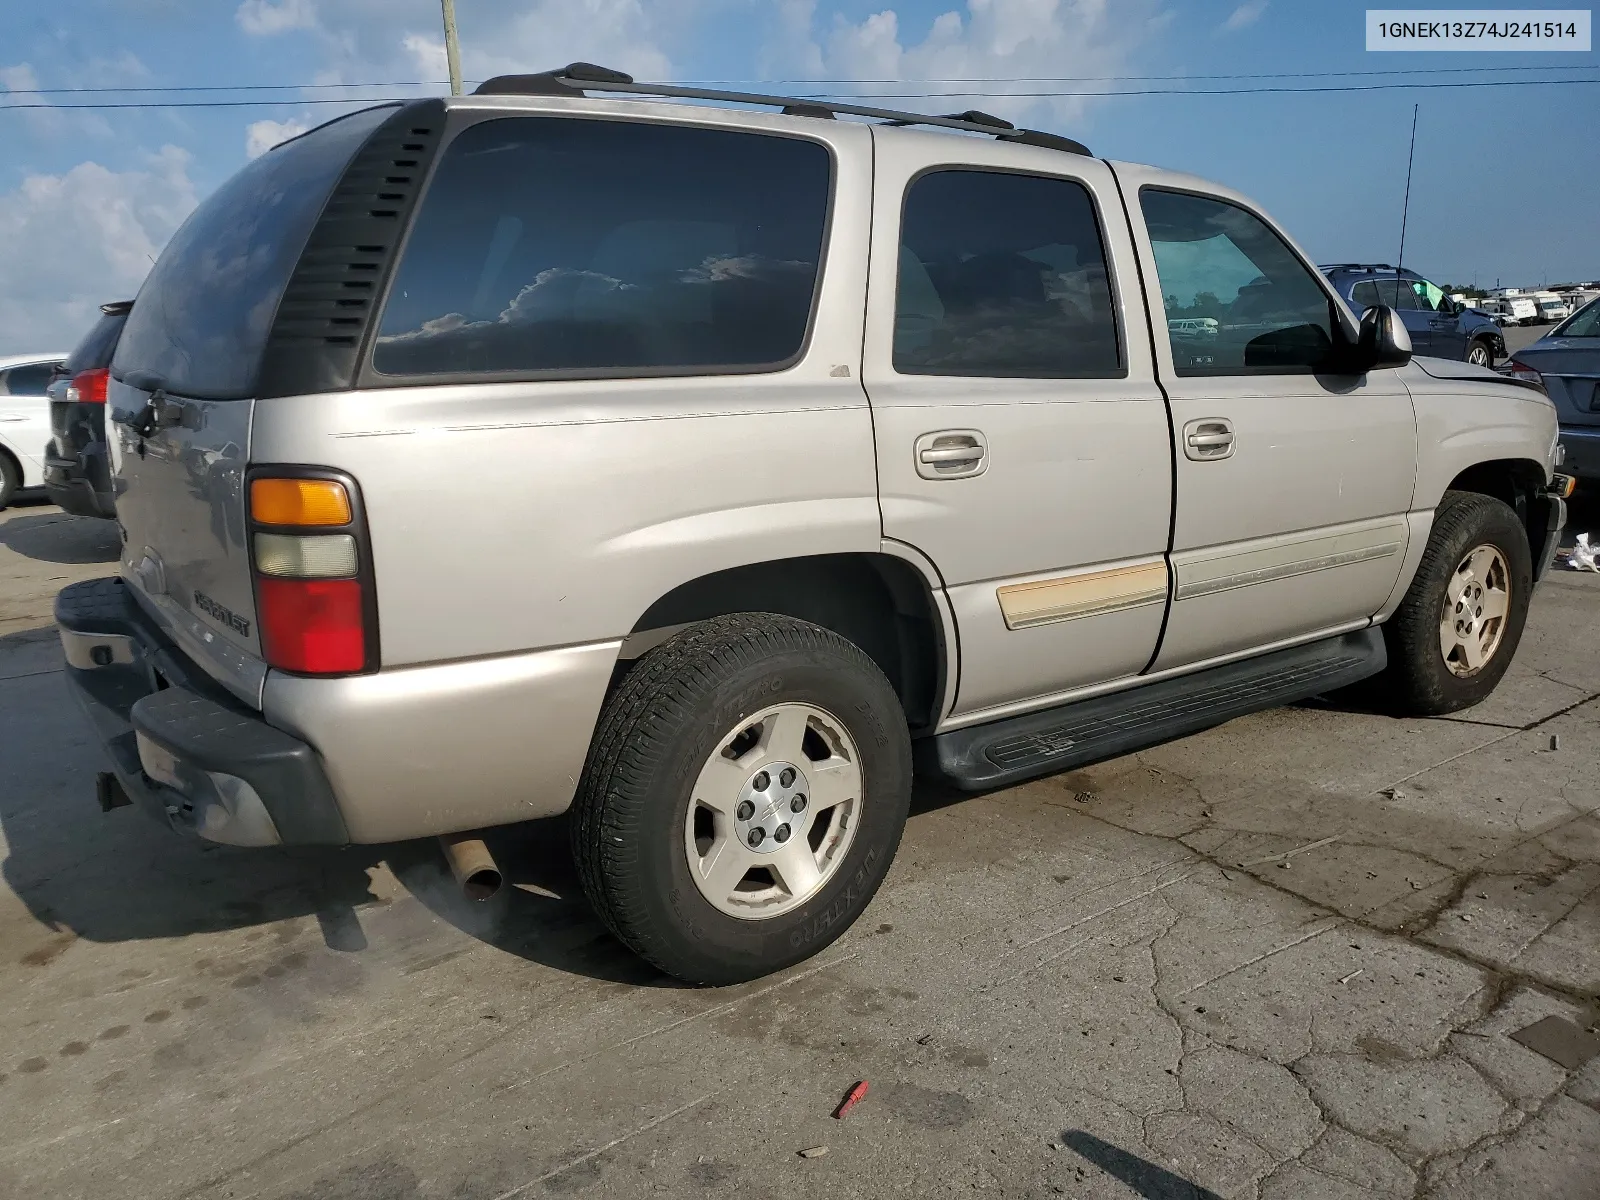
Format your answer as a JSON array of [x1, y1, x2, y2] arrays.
[[894, 169, 1121, 378], [113, 105, 397, 400], [65, 313, 129, 373], [1349, 281, 1382, 309], [1141, 189, 1337, 376], [372, 118, 832, 378], [0, 363, 60, 395]]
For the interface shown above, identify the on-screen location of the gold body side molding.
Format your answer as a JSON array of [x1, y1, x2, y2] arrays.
[[997, 560, 1170, 631]]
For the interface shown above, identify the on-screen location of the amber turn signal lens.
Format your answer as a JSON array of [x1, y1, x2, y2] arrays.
[[250, 478, 352, 527]]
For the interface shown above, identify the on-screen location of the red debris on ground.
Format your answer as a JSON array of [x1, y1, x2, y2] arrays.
[[833, 1080, 870, 1119]]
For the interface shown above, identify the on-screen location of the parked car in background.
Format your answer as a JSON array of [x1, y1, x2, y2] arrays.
[[43, 301, 131, 519], [1321, 264, 1505, 366], [1507, 296, 1600, 485], [0, 351, 69, 509]]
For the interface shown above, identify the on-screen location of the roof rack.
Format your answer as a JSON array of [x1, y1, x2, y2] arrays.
[[473, 62, 1092, 157], [1318, 263, 1418, 276]]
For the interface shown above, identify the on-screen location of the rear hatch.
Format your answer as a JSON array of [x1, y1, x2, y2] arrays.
[[108, 103, 405, 706]]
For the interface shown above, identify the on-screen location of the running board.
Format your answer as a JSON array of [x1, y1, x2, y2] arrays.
[[920, 628, 1385, 792]]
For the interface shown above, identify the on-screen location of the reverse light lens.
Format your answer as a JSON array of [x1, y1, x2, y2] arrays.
[[258, 577, 365, 673], [251, 477, 352, 527], [253, 532, 359, 578], [66, 367, 109, 405]]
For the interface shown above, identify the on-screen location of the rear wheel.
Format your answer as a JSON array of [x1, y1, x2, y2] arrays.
[[1466, 338, 1494, 368], [1377, 491, 1531, 715], [0, 451, 19, 511], [571, 613, 912, 984]]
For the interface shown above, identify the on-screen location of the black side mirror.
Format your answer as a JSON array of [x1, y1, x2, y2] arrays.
[[1357, 305, 1412, 371]]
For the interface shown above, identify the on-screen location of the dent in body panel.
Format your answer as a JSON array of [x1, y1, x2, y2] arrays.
[[262, 640, 621, 841]]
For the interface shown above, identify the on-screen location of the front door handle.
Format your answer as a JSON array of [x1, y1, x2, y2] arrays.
[[915, 430, 988, 479], [1183, 418, 1236, 461]]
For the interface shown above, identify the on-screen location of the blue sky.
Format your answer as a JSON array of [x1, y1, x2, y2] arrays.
[[1, 0, 1596, 353]]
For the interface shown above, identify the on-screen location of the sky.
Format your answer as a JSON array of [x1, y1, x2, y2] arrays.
[[1, 0, 1597, 354]]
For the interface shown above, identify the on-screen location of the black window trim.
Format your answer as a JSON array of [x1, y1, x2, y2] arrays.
[[355, 108, 840, 390], [1136, 183, 1362, 379], [891, 162, 1130, 382]]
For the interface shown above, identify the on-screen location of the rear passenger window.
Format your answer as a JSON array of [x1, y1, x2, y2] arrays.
[[894, 169, 1121, 378], [0, 363, 60, 395], [373, 118, 832, 378]]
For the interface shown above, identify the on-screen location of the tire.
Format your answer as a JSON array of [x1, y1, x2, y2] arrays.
[[1466, 339, 1494, 368], [0, 451, 18, 511], [571, 613, 913, 984], [1377, 490, 1532, 716]]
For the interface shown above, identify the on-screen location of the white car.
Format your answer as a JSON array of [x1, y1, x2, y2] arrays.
[[0, 352, 68, 508]]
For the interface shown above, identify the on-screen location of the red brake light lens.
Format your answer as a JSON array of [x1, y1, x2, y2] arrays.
[[257, 577, 366, 674], [67, 367, 109, 405]]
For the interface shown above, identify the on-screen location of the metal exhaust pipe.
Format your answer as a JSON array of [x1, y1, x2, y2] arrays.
[[439, 834, 503, 902]]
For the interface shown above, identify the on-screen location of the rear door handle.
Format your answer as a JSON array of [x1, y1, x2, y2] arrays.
[[915, 430, 988, 479], [1183, 418, 1236, 461]]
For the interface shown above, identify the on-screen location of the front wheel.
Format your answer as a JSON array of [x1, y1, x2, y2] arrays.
[[1377, 491, 1532, 715], [571, 614, 912, 984], [1466, 339, 1494, 368]]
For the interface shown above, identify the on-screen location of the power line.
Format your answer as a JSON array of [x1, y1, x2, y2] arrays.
[[3, 61, 1598, 96], [3, 75, 1598, 111]]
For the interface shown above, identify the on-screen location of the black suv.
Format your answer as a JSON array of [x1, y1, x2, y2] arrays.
[[43, 300, 130, 519], [1321, 265, 1504, 367]]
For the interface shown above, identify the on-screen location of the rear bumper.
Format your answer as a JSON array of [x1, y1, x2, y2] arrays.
[[55, 578, 347, 846], [1559, 426, 1600, 482], [42, 439, 115, 518]]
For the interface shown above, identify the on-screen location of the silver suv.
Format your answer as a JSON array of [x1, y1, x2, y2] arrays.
[[58, 65, 1569, 983]]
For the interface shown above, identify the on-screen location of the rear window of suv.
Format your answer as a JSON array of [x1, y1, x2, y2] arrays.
[[371, 117, 832, 379], [113, 105, 397, 400], [65, 311, 129, 373]]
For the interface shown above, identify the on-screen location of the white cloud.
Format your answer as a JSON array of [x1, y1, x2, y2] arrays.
[[1222, 0, 1269, 31], [0, 62, 40, 93], [0, 148, 198, 355], [236, 0, 317, 36], [245, 117, 312, 158], [401, 32, 448, 80], [777, 0, 1165, 128]]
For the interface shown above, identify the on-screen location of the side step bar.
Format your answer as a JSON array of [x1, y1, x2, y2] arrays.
[[919, 628, 1386, 792]]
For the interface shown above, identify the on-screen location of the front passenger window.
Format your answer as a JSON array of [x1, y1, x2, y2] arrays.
[[1141, 189, 1339, 376]]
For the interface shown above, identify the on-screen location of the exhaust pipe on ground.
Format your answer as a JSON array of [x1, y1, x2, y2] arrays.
[[439, 833, 503, 901]]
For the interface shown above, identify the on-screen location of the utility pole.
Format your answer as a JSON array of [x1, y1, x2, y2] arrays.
[[441, 0, 463, 96]]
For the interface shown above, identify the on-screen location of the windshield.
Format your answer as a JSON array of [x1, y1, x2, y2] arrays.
[[1555, 298, 1600, 337]]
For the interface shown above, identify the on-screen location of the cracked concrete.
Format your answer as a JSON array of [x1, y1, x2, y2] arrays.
[[3, 500, 1600, 1199]]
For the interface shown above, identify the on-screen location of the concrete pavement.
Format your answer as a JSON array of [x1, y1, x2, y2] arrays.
[[2, 497, 1598, 1199]]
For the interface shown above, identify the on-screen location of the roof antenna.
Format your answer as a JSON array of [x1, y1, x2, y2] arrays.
[[1394, 103, 1418, 304]]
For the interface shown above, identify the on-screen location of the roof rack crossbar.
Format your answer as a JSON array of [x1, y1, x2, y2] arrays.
[[474, 65, 1091, 156]]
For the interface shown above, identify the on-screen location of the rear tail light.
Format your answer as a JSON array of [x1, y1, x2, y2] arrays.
[[248, 471, 375, 675], [66, 366, 109, 405], [257, 578, 366, 673], [1505, 358, 1544, 387]]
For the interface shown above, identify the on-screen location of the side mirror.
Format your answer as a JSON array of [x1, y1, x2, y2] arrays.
[[1357, 305, 1412, 371]]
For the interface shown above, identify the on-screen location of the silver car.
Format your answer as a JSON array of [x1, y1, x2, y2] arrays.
[[58, 65, 1567, 983]]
